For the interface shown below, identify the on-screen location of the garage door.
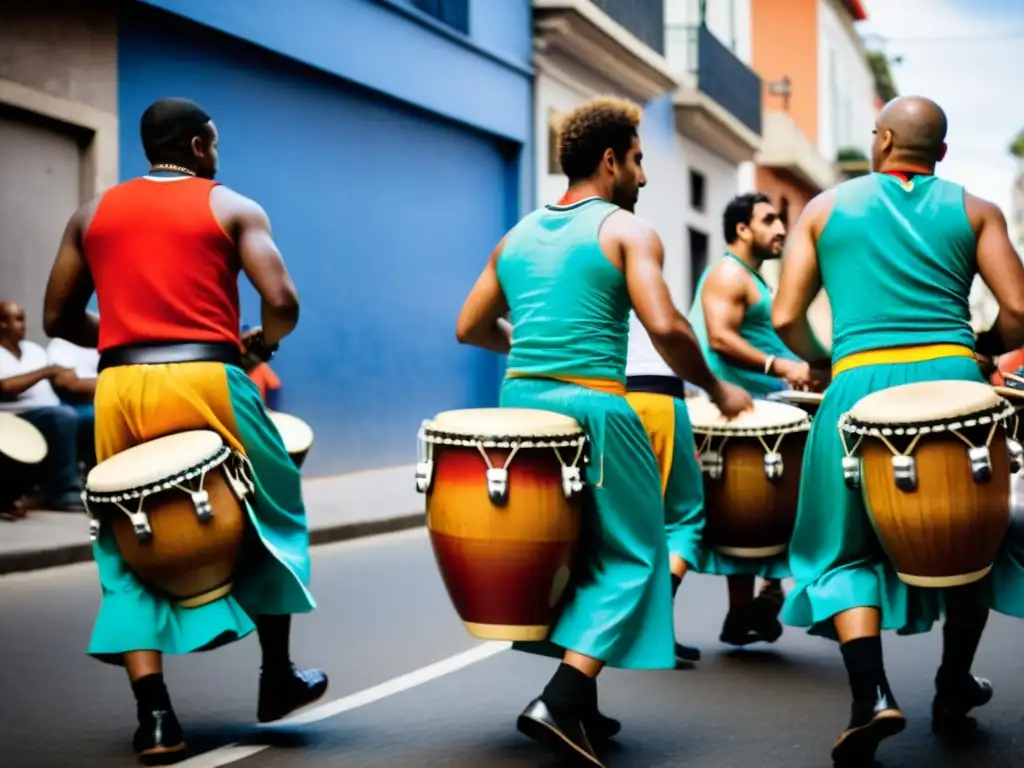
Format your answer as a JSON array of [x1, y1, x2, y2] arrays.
[[0, 108, 82, 344]]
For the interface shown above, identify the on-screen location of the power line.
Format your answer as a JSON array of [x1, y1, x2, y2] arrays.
[[869, 30, 1024, 44]]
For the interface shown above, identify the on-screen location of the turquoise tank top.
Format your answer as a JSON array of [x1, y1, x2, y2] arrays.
[[688, 252, 799, 396], [497, 197, 630, 383], [819, 173, 977, 361]]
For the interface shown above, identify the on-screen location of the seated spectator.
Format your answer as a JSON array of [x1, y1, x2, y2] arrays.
[[46, 336, 99, 469], [0, 301, 86, 512]]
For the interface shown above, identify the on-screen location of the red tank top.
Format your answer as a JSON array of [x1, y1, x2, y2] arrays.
[[84, 176, 242, 352]]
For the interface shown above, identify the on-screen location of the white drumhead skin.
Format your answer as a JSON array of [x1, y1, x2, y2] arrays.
[[427, 407, 583, 437], [87, 430, 226, 492], [268, 410, 314, 453], [0, 413, 48, 464], [849, 380, 1005, 424], [687, 397, 809, 430]]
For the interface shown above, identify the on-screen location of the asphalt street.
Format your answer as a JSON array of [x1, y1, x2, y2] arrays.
[[3, 527, 1024, 768]]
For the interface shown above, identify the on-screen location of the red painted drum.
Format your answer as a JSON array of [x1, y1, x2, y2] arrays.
[[415, 408, 587, 642]]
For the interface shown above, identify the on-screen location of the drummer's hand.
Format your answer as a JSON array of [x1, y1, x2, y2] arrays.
[[711, 380, 753, 419], [774, 359, 813, 390]]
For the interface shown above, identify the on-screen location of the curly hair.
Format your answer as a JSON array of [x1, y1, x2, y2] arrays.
[[556, 97, 643, 182]]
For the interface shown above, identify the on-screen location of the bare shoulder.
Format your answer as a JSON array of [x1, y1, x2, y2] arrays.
[[704, 255, 749, 294], [210, 184, 270, 230], [601, 208, 660, 248], [802, 188, 837, 234], [72, 194, 106, 239], [963, 190, 1004, 234]]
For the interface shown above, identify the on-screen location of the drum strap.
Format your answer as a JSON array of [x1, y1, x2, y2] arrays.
[[626, 375, 684, 400], [98, 342, 242, 372], [832, 344, 974, 378]]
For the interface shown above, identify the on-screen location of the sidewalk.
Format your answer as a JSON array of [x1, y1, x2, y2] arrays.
[[0, 464, 424, 575]]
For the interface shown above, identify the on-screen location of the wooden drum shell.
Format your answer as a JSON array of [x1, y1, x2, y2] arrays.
[[701, 433, 806, 558], [859, 429, 1011, 588], [105, 468, 246, 607], [426, 443, 582, 642]]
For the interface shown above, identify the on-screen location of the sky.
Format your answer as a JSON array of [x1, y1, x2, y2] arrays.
[[858, 0, 1024, 219]]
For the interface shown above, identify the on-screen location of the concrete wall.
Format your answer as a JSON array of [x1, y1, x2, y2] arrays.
[[0, 1, 119, 341], [120, 0, 534, 476]]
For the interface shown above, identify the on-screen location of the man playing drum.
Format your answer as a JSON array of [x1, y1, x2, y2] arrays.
[[687, 193, 829, 647], [773, 95, 1024, 766], [41, 98, 327, 764], [456, 97, 751, 766]]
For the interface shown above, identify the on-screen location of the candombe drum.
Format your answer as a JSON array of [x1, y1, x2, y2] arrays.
[[267, 410, 314, 468], [82, 430, 256, 607], [993, 376, 1024, 537], [838, 380, 1019, 588], [0, 413, 48, 507], [416, 408, 587, 641], [687, 398, 811, 557], [767, 389, 826, 418]]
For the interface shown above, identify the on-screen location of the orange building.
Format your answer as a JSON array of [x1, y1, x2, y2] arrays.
[[749, 0, 874, 346]]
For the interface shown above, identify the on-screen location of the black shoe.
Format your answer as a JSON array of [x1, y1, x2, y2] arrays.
[[932, 674, 993, 738], [719, 608, 760, 647], [831, 688, 906, 767], [517, 697, 606, 766], [675, 641, 701, 663], [749, 591, 784, 644], [257, 664, 329, 723], [583, 709, 621, 741], [133, 708, 186, 765]]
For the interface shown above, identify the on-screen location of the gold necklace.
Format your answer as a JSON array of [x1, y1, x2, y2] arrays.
[[149, 163, 196, 177]]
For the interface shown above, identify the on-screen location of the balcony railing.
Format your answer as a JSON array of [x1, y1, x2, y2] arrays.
[[665, 23, 762, 136], [590, 0, 665, 55]]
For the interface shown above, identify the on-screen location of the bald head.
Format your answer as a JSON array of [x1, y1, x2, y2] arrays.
[[873, 96, 948, 170], [0, 301, 25, 344]]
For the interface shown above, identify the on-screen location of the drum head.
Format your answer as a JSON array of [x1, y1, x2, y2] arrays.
[[767, 390, 824, 405], [425, 408, 583, 439], [0, 413, 48, 464], [268, 411, 314, 454], [687, 397, 810, 435], [847, 380, 1006, 425], [86, 430, 226, 493]]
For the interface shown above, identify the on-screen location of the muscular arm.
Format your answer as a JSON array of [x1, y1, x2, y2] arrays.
[[42, 203, 100, 347], [970, 195, 1024, 355], [455, 238, 511, 354], [702, 265, 772, 372], [772, 193, 833, 364], [620, 217, 722, 396], [224, 192, 299, 348]]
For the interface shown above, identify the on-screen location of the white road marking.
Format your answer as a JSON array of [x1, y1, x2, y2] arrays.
[[175, 640, 511, 767]]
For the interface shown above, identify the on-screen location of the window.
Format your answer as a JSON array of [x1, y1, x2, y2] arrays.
[[547, 109, 562, 176], [412, 0, 469, 34], [688, 227, 709, 302], [689, 170, 706, 212]]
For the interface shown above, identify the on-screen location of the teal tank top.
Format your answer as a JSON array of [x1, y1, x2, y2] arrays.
[[819, 173, 977, 361], [688, 253, 799, 396], [497, 197, 630, 383]]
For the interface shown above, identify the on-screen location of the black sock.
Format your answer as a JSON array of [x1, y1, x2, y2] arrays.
[[256, 614, 292, 673], [938, 617, 985, 686], [132, 673, 171, 712], [671, 572, 682, 599], [541, 663, 596, 718], [839, 636, 890, 702]]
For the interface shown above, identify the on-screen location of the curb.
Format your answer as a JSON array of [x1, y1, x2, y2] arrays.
[[0, 511, 427, 577]]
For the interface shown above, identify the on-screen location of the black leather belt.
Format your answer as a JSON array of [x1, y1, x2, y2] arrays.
[[625, 375, 685, 400], [98, 342, 242, 372]]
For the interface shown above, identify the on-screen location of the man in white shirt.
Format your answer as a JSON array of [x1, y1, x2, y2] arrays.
[[46, 336, 99, 469], [0, 301, 86, 511]]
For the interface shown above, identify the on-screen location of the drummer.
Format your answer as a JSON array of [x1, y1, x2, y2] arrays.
[[41, 98, 326, 763], [772, 95, 1024, 764], [456, 96, 750, 766], [687, 193, 830, 646]]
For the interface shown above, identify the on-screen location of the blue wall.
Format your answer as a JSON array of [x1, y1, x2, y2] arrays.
[[118, 1, 534, 476]]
